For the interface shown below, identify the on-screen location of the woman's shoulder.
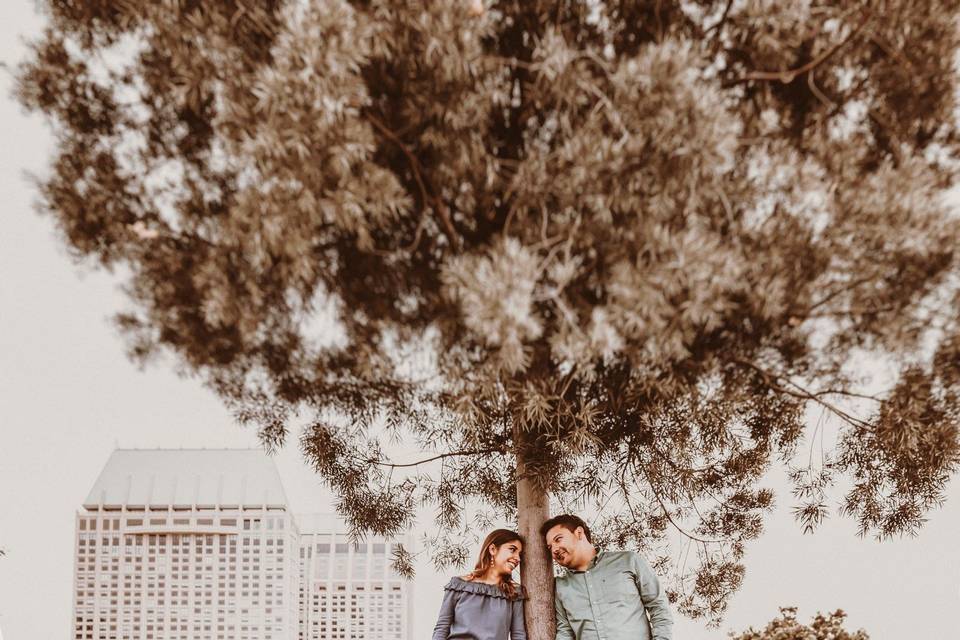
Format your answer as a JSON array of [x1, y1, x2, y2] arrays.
[[443, 575, 516, 599], [442, 575, 476, 589], [443, 575, 467, 586]]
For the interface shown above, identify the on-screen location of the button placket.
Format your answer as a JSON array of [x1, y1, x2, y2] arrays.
[[582, 571, 599, 639], [586, 569, 606, 640]]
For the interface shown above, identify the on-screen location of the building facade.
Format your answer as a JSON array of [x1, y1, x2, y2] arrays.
[[73, 449, 413, 640], [296, 514, 414, 640]]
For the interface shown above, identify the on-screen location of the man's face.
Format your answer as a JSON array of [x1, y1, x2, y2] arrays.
[[545, 524, 582, 568]]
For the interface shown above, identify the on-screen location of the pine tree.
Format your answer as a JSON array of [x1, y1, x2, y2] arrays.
[[16, 1, 960, 635]]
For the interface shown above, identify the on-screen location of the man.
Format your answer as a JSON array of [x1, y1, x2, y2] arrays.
[[541, 514, 673, 640]]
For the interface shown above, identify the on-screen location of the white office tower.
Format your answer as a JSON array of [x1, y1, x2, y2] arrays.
[[296, 514, 415, 640], [74, 449, 299, 640], [74, 450, 416, 640]]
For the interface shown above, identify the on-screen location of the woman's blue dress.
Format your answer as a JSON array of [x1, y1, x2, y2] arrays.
[[431, 576, 528, 640]]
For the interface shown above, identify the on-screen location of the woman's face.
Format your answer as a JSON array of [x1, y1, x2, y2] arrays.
[[489, 539, 522, 577]]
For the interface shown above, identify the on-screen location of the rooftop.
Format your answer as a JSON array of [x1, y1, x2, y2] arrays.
[[83, 448, 290, 509]]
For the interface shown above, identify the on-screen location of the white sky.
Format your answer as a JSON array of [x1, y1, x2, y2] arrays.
[[1, 3, 958, 639]]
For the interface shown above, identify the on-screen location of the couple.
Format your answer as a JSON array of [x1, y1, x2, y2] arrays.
[[431, 514, 673, 640]]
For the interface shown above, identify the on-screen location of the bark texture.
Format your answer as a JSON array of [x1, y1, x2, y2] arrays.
[[516, 446, 555, 640]]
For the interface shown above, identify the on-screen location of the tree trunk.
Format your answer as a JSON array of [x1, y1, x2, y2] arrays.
[[516, 443, 555, 640]]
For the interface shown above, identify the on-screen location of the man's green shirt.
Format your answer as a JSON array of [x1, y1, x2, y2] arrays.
[[554, 550, 673, 640]]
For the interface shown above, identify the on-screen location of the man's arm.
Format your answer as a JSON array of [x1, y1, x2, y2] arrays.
[[632, 554, 673, 640], [555, 590, 576, 640]]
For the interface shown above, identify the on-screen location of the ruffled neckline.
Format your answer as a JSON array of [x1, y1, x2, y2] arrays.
[[445, 576, 527, 600]]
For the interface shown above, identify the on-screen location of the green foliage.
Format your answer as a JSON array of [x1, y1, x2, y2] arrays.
[[16, 0, 960, 626], [731, 607, 869, 640]]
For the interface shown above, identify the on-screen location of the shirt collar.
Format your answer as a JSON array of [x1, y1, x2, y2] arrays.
[[568, 548, 604, 573]]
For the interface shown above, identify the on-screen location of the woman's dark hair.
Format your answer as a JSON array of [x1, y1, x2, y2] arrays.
[[467, 528, 524, 599], [539, 514, 592, 542]]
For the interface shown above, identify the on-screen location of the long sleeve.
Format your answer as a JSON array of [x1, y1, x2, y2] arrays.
[[510, 598, 527, 640], [432, 589, 458, 640], [632, 554, 673, 640], [554, 591, 575, 640]]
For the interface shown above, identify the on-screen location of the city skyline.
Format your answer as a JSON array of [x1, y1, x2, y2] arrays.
[[72, 448, 414, 640]]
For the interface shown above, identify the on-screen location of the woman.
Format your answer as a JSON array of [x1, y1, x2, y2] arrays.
[[431, 529, 527, 640]]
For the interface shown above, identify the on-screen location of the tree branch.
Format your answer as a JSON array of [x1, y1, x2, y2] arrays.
[[368, 447, 504, 469], [733, 358, 873, 430], [635, 461, 728, 545], [808, 305, 899, 318], [366, 113, 460, 251], [811, 388, 883, 402], [734, 8, 872, 84], [805, 274, 878, 313], [646, 437, 724, 476], [705, 0, 735, 37]]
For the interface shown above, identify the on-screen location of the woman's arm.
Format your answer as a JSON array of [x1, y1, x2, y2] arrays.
[[510, 598, 527, 640], [431, 589, 458, 640]]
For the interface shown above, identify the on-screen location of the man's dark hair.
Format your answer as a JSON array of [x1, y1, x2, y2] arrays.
[[539, 514, 592, 543]]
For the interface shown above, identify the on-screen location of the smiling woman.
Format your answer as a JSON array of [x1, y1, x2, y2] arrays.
[[432, 529, 527, 640]]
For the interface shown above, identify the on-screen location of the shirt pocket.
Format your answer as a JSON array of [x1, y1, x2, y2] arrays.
[[599, 571, 638, 603]]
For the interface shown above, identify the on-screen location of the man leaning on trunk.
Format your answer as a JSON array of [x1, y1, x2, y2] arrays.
[[542, 514, 673, 640]]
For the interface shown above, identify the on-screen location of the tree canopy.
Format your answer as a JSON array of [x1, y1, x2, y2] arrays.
[[17, 0, 960, 633], [731, 607, 869, 640]]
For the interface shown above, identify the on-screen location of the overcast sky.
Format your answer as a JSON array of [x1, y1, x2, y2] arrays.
[[1, 3, 958, 640]]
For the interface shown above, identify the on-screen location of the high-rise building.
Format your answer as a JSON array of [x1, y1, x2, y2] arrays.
[[296, 514, 414, 640], [73, 449, 414, 640]]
